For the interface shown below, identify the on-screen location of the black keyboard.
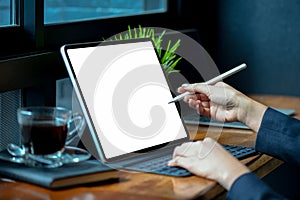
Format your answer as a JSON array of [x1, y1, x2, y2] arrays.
[[126, 144, 258, 177], [222, 144, 258, 159], [127, 154, 190, 176]]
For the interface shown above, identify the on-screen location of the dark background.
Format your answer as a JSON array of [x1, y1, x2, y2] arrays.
[[180, 0, 300, 97]]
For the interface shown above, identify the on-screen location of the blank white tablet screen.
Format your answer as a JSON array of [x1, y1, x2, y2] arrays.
[[67, 40, 187, 159]]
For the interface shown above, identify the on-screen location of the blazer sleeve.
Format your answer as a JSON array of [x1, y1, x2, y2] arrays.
[[227, 173, 286, 200], [227, 107, 300, 200], [255, 107, 300, 165]]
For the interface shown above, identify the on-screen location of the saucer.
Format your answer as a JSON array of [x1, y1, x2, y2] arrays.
[[61, 146, 91, 164], [0, 146, 91, 168]]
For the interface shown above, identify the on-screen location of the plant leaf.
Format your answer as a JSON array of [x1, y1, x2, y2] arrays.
[[105, 25, 182, 75]]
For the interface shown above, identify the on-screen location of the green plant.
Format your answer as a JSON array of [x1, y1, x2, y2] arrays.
[[104, 25, 182, 75]]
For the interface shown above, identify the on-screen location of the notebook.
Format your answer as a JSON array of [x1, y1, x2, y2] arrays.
[[0, 152, 118, 189], [60, 38, 256, 177]]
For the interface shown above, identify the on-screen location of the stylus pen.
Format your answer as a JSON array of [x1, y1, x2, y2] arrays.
[[168, 63, 247, 104]]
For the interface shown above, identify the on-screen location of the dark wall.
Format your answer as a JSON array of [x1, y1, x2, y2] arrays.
[[180, 1, 300, 97], [211, 0, 300, 97]]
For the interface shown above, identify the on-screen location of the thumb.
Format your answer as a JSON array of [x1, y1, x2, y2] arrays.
[[168, 157, 192, 170]]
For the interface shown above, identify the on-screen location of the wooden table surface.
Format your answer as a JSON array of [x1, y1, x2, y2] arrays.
[[0, 95, 299, 200]]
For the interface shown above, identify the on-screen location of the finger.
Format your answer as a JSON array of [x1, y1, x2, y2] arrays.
[[198, 93, 210, 101], [168, 156, 192, 170], [201, 107, 211, 117], [188, 99, 200, 109], [172, 146, 182, 158], [177, 83, 196, 93], [172, 142, 200, 158], [196, 104, 202, 115], [183, 94, 198, 103], [200, 101, 210, 108], [195, 102, 211, 117], [179, 88, 210, 103], [172, 143, 190, 158], [211, 103, 226, 121], [168, 157, 178, 167], [182, 83, 211, 96], [215, 81, 227, 87], [177, 87, 186, 93], [209, 103, 217, 120]]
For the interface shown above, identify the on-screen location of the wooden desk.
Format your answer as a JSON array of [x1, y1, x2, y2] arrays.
[[1, 95, 299, 200]]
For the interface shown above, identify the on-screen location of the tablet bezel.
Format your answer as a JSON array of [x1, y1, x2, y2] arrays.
[[60, 38, 190, 163]]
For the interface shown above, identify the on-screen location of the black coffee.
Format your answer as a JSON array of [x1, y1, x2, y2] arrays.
[[21, 120, 68, 155]]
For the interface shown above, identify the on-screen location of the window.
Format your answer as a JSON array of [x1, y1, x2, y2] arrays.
[[0, 0, 18, 27], [0, 0, 180, 58], [0, 0, 184, 151], [44, 0, 167, 24]]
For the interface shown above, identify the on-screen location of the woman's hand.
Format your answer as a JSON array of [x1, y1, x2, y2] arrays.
[[168, 137, 250, 190], [179, 82, 267, 132]]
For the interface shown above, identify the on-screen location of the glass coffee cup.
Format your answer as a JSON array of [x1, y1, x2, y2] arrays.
[[17, 106, 85, 166]]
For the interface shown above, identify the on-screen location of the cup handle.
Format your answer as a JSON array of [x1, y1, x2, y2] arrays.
[[65, 113, 85, 145]]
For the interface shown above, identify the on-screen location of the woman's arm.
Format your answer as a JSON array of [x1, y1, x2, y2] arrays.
[[168, 82, 290, 199]]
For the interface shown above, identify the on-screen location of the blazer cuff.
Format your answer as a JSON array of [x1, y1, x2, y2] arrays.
[[255, 107, 300, 165], [227, 172, 284, 200]]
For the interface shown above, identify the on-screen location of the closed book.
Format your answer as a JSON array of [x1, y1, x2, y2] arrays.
[[0, 151, 118, 189]]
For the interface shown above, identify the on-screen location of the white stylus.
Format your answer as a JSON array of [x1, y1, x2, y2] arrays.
[[168, 63, 247, 104]]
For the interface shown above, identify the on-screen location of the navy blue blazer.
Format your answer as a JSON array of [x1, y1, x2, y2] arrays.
[[227, 107, 300, 200]]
